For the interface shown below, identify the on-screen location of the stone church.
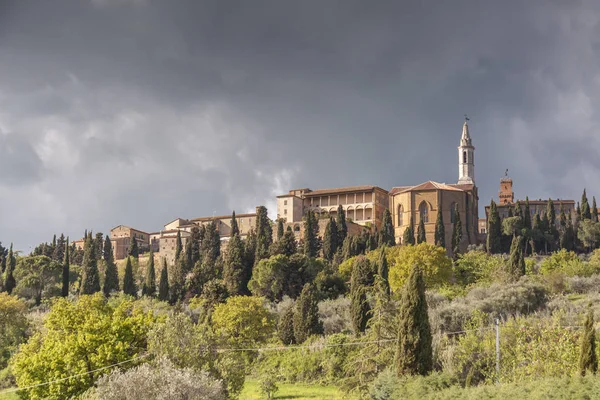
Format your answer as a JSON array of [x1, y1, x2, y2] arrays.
[[389, 119, 479, 251]]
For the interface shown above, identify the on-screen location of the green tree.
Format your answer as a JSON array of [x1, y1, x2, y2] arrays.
[[508, 235, 525, 278], [158, 258, 169, 302], [336, 204, 348, 243], [244, 229, 257, 270], [523, 197, 532, 230], [593, 197, 599, 223], [303, 210, 319, 258], [350, 256, 374, 289], [127, 236, 139, 259], [276, 218, 284, 240], [387, 243, 452, 292], [223, 233, 247, 296], [578, 219, 600, 252], [189, 226, 202, 267], [272, 226, 297, 257], [53, 234, 66, 263], [175, 230, 183, 262], [403, 215, 415, 245], [417, 217, 426, 244], [211, 296, 275, 347], [123, 257, 137, 297], [14, 255, 61, 305], [12, 294, 156, 399], [579, 305, 598, 376], [142, 249, 156, 297], [80, 236, 101, 295], [231, 210, 240, 237], [293, 283, 323, 344], [377, 247, 390, 297], [170, 252, 186, 303], [395, 264, 432, 376], [487, 200, 502, 254], [0, 293, 28, 369], [582, 189, 592, 220], [351, 285, 371, 335], [451, 204, 463, 257], [278, 305, 296, 345], [4, 244, 15, 294], [201, 220, 221, 268], [103, 236, 119, 296], [379, 209, 395, 247], [62, 238, 70, 297], [255, 206, 273, 264], [434, 208, 445, 248], [322, 218, 339, 261]]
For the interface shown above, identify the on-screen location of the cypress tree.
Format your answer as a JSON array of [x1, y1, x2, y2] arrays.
[[417, 217, 426, 244], [508, 235, 525, 278], [143, 248, 156, 297], [577, 202, 582, 221], [54, 233, 66, 262], [351, 285, 371, 335], [434, 208, 445, 248], [103, 235, 119, 296], [582, 189, 592, 220], [231, 211, 240, 237], [80, 236, 101, 294], [379, 209, 395, 247], [201, 220, 221, 267], [351, 256, 375, 289], [175, 230, 183, 262], [451, 204, 462, 257], [184, 239, 193, 274], [403, 215, 415, 245], [303, 210, 319, 258], [95, 232, 104, 261], [223, 233, 247, 296], [276, 226, 297, 257], [158, 258, 170, 302], [255, 206, 273, 263], [127, 236, 139, 259], [170, 252, 186, 303], [593, 197, 599, 223], [279, 306, 296, 345], [487, 200, 502, 254], [579, 305, 598, 376], [395, 265, 432, 376], [244, 229, 257, 271], [322, 218, 338, 261], [277, 218, 284, 241], [62, 238, 70, 297], [377, 247, 390, 297], [51, 234, 57, 257], [4, 244, 15, 295], [122, 257, 137, 297], [190, 226, 201, 267], [293, 283, 323, 344], [523, 197, 532, 231], [336, 205, 348, 244]]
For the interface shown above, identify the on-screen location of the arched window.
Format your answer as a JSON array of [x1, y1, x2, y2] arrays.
[[397, 204, 404, 225], [419, 201, 429, 223], [450, 202, 457, 223], [463, 151, 467, 164]]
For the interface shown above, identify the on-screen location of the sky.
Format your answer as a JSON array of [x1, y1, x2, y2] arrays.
[[1, 0, 600, 252]]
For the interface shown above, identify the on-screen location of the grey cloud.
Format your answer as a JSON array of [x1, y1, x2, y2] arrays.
[[0, 131, 44, 186]]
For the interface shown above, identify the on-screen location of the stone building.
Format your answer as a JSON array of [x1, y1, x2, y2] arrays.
[[389, 119, 479, 252], [276, 186, 389, 228], [110, 225, 150, 260]]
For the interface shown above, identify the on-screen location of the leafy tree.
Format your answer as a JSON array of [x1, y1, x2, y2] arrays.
[[508, 235, 525, 279], [231, 210, 240, 237], [434, 208, 445, 248], [175, 230, 183, 262], [579, 305, 598, 376], [451, 204, 463, 257], [158, 258, 170, 302], [336, 204, 348, 243], [4, 244, 15, 294], [594, 197, 599, 223], [80, 236, 101, 295], [12, 294, 156, 399], [395, 264, 432, 376], [377, 247, 390, 297], [379, 209, 395, 247], [403, 215, 415, 245], [582, 189, 592, 220], [417, 217, 426, 244], [123, 257, 137, 297], [14, 255, 61, 305], [322, 218, 339, 261], [293, 283, 323, 344], [0, 293, 28, 369], [578, 220, 600, 252], [127, 236, 139, 259], [62, 238, 70, 297], [351, 285, 371, 335], [142, 248, 156, 297], [278, 305, 296, 345], [487, 200, 502, 254], [387, 243, 452, 292], [223, 233, 247, 296], [103, 236, 119, 296], [211, 296, 275, 347], [255, 206, 273, 264], [303, 210, 319, 258], [276, 218, 284, 240]]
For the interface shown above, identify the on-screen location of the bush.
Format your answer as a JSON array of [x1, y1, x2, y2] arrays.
[[387, 244, 452, 292], [318, 296, 352, 335], [454, 251, 506, 285], [369, 370, 458, 400], [94, 357, 224, 400], [539, 250, 596, 276], [567, 275, 600, 294]]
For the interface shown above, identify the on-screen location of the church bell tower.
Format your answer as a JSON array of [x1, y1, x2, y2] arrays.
[[458, 117, 475, 185]]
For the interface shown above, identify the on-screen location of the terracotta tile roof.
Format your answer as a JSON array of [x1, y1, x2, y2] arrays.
[[302, 185, 388, 197], [391, 181, 465, 195], [448, 183, 475, 191], [389, 186, 412, 195], [191, 213, 257, 222], [110, 225, 150, 235]]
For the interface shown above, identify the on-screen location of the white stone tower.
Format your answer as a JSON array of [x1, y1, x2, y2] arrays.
[[458, 117, 475, 185]]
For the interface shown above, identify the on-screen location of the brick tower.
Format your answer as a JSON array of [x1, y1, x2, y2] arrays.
[[499, 169, 514, 205]]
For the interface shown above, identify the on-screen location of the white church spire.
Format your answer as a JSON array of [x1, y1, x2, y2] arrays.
[[458, 115, 475, 185]]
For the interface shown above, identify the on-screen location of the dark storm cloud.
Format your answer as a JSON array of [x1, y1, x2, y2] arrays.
[[0, 0, 599, 249]]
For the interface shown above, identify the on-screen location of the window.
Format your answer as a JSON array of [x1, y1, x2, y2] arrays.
[[463, 151, 467, 164], [284, 209, 288, 215], [397, 204, 404, 225], [284, 200, 288, 206], [419, 201, 429, 223], [450, 202, 457, 223]]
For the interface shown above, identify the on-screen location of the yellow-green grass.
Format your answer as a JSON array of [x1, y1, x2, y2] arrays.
[[0, 391, 19, 400], [240, 379, 354, 400]]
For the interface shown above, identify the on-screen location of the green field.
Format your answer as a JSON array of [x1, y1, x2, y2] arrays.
[[0, 391, 18, 400], [240, 379, 352, 400]]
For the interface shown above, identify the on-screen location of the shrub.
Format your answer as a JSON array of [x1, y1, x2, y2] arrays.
[[454, 251, 506, 285], [94, 357, 224, 400], [387, 244, 452, 292], [567, 275, 600, 294], [318, 296, 352, 334], [539, 250, 595, 276]]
